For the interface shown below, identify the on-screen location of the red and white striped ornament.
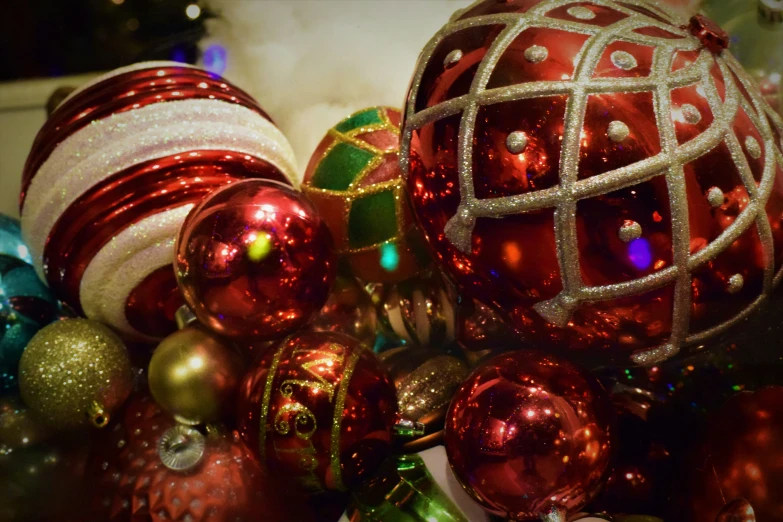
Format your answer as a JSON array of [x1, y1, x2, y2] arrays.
[[21, 61, 298, 341]]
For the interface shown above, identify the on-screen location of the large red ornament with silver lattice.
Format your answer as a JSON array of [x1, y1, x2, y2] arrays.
[[401, 0, 783, 365], [21, 62, 297, 342]]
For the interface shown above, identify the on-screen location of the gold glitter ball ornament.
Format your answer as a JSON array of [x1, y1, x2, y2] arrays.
[[18, 319, 133, 431]]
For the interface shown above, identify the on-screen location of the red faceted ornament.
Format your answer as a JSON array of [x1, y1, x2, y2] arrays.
[[444, 350, 614, 521], [20, 62, 297, 341], [689, 387, 783, 521], [236, 331, 398, 492], [176, 179, 336, 340], [85, 394, 315, 522], [402, 0, 783, 365]]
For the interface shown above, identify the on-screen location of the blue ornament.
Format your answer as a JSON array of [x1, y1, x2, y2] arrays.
[[0, 215, 58, 393], [0, 215, 33, 265]]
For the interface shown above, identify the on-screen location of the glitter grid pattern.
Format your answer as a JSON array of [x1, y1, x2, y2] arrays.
[[400, 0, 783, 364]]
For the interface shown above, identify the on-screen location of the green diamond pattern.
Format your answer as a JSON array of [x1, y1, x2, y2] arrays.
[[335, 108, 383, 133], [348, 190, 398, 248], [310, 142, 376, 191]]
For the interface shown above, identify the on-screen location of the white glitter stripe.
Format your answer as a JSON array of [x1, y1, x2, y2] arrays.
[[58, 61, 201, 109], [79, 205, 194, 341], [22, 98, 297, 279]]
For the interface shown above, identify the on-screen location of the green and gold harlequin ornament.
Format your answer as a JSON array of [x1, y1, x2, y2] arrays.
[[303, 107, 428, 283]]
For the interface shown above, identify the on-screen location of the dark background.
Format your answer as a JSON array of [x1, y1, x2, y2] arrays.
[[0, 0, 211, 81]]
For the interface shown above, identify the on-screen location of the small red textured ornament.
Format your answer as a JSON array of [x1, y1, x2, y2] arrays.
[[236, 331, 398, 492], [20, 62, 297, 341], [688, 14, 730, 54], [85, 394, 315, 522], [302, 107, 426, 283], [444, 350, 614, 521], [402, 0, 783, 365], [176, 179, 335, 340]]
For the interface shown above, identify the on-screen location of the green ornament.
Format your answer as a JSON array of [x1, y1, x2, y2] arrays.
[[349, 453, 469, 522]]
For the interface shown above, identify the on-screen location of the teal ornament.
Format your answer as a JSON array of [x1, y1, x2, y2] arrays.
[[0, 216, 58, 392], [0, 215, 33, 265]]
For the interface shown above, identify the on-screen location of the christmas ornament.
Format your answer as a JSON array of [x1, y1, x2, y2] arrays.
[[21, 61, 298, 341], [148, 325, 245, 425], [302, 107, 426, 283], [0, 395, 50, 449], [690, 387, 783, 521], [0, 214, 33, 264], [18, 319, 133, 430], [401, 0, 783, 365], [0, 250, 59, 393], [176, 178, 335, 340], [716, 498, 756, 522], [86, 394, 315, 522], [308, 275, 379, 346], [444, 350, 614, 521], [370, 270, 456, 348], [236, 331, 398, 492], [379, 347, 468, 445], [347, 446, 490, 522], [456, 297, 520, 353]]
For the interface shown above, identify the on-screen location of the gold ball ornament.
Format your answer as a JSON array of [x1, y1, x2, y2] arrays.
[[18, 319, 133, 431], [148, 326, 245, 425]]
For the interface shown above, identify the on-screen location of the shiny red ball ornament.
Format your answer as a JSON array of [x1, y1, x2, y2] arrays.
[[402, 0, 783, 365], [690, 386, 783, 521], [20, 61, 297, 341], [236, 331, 398, 493], [85, 394, 315, 522], [444, 350, 614, 521], [176, 179, 336, 340]]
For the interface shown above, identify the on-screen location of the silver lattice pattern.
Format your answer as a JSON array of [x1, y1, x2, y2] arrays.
[[401, 0, 783, 364]]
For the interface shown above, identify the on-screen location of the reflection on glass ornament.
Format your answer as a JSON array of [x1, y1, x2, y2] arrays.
[[402, 0, 783, 365], [0, 217, 59, 392]]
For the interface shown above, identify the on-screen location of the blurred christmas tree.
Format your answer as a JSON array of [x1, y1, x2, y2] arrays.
[[0, 0, 210, 81]]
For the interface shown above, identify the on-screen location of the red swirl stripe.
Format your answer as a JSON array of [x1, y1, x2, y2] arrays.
[[42, 150, 288, 337], [21, 66, 272, 209]]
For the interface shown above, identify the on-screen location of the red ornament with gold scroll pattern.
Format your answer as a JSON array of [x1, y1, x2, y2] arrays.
[[401, 0, 783, 365], [236, 331, 398, 492]]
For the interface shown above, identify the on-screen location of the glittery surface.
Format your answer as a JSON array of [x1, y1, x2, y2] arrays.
[[18, 319, 133, 430], [23, 98, 297, 278], [236, 332, 398, 493], [302, 107, 425, 283], [401, 0, 783, 365], [79, 206, 192, 341], [396, 355, 468, 422]]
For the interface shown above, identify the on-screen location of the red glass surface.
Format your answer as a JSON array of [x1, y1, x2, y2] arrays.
[[176, 179, 335, 340], [85, 394, 315, 522], [473, 96, 568, 197], [405, 0, 783, 360], [488, 28, 590, 87], [236, 332, 398, 492], [688, 14, 730, 54], [21, 66, 270, 209], [124, 265, 184, 339], [43, 151, 284, 338], [444, 350, 614, 520], [545, 2, 629, 27]]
